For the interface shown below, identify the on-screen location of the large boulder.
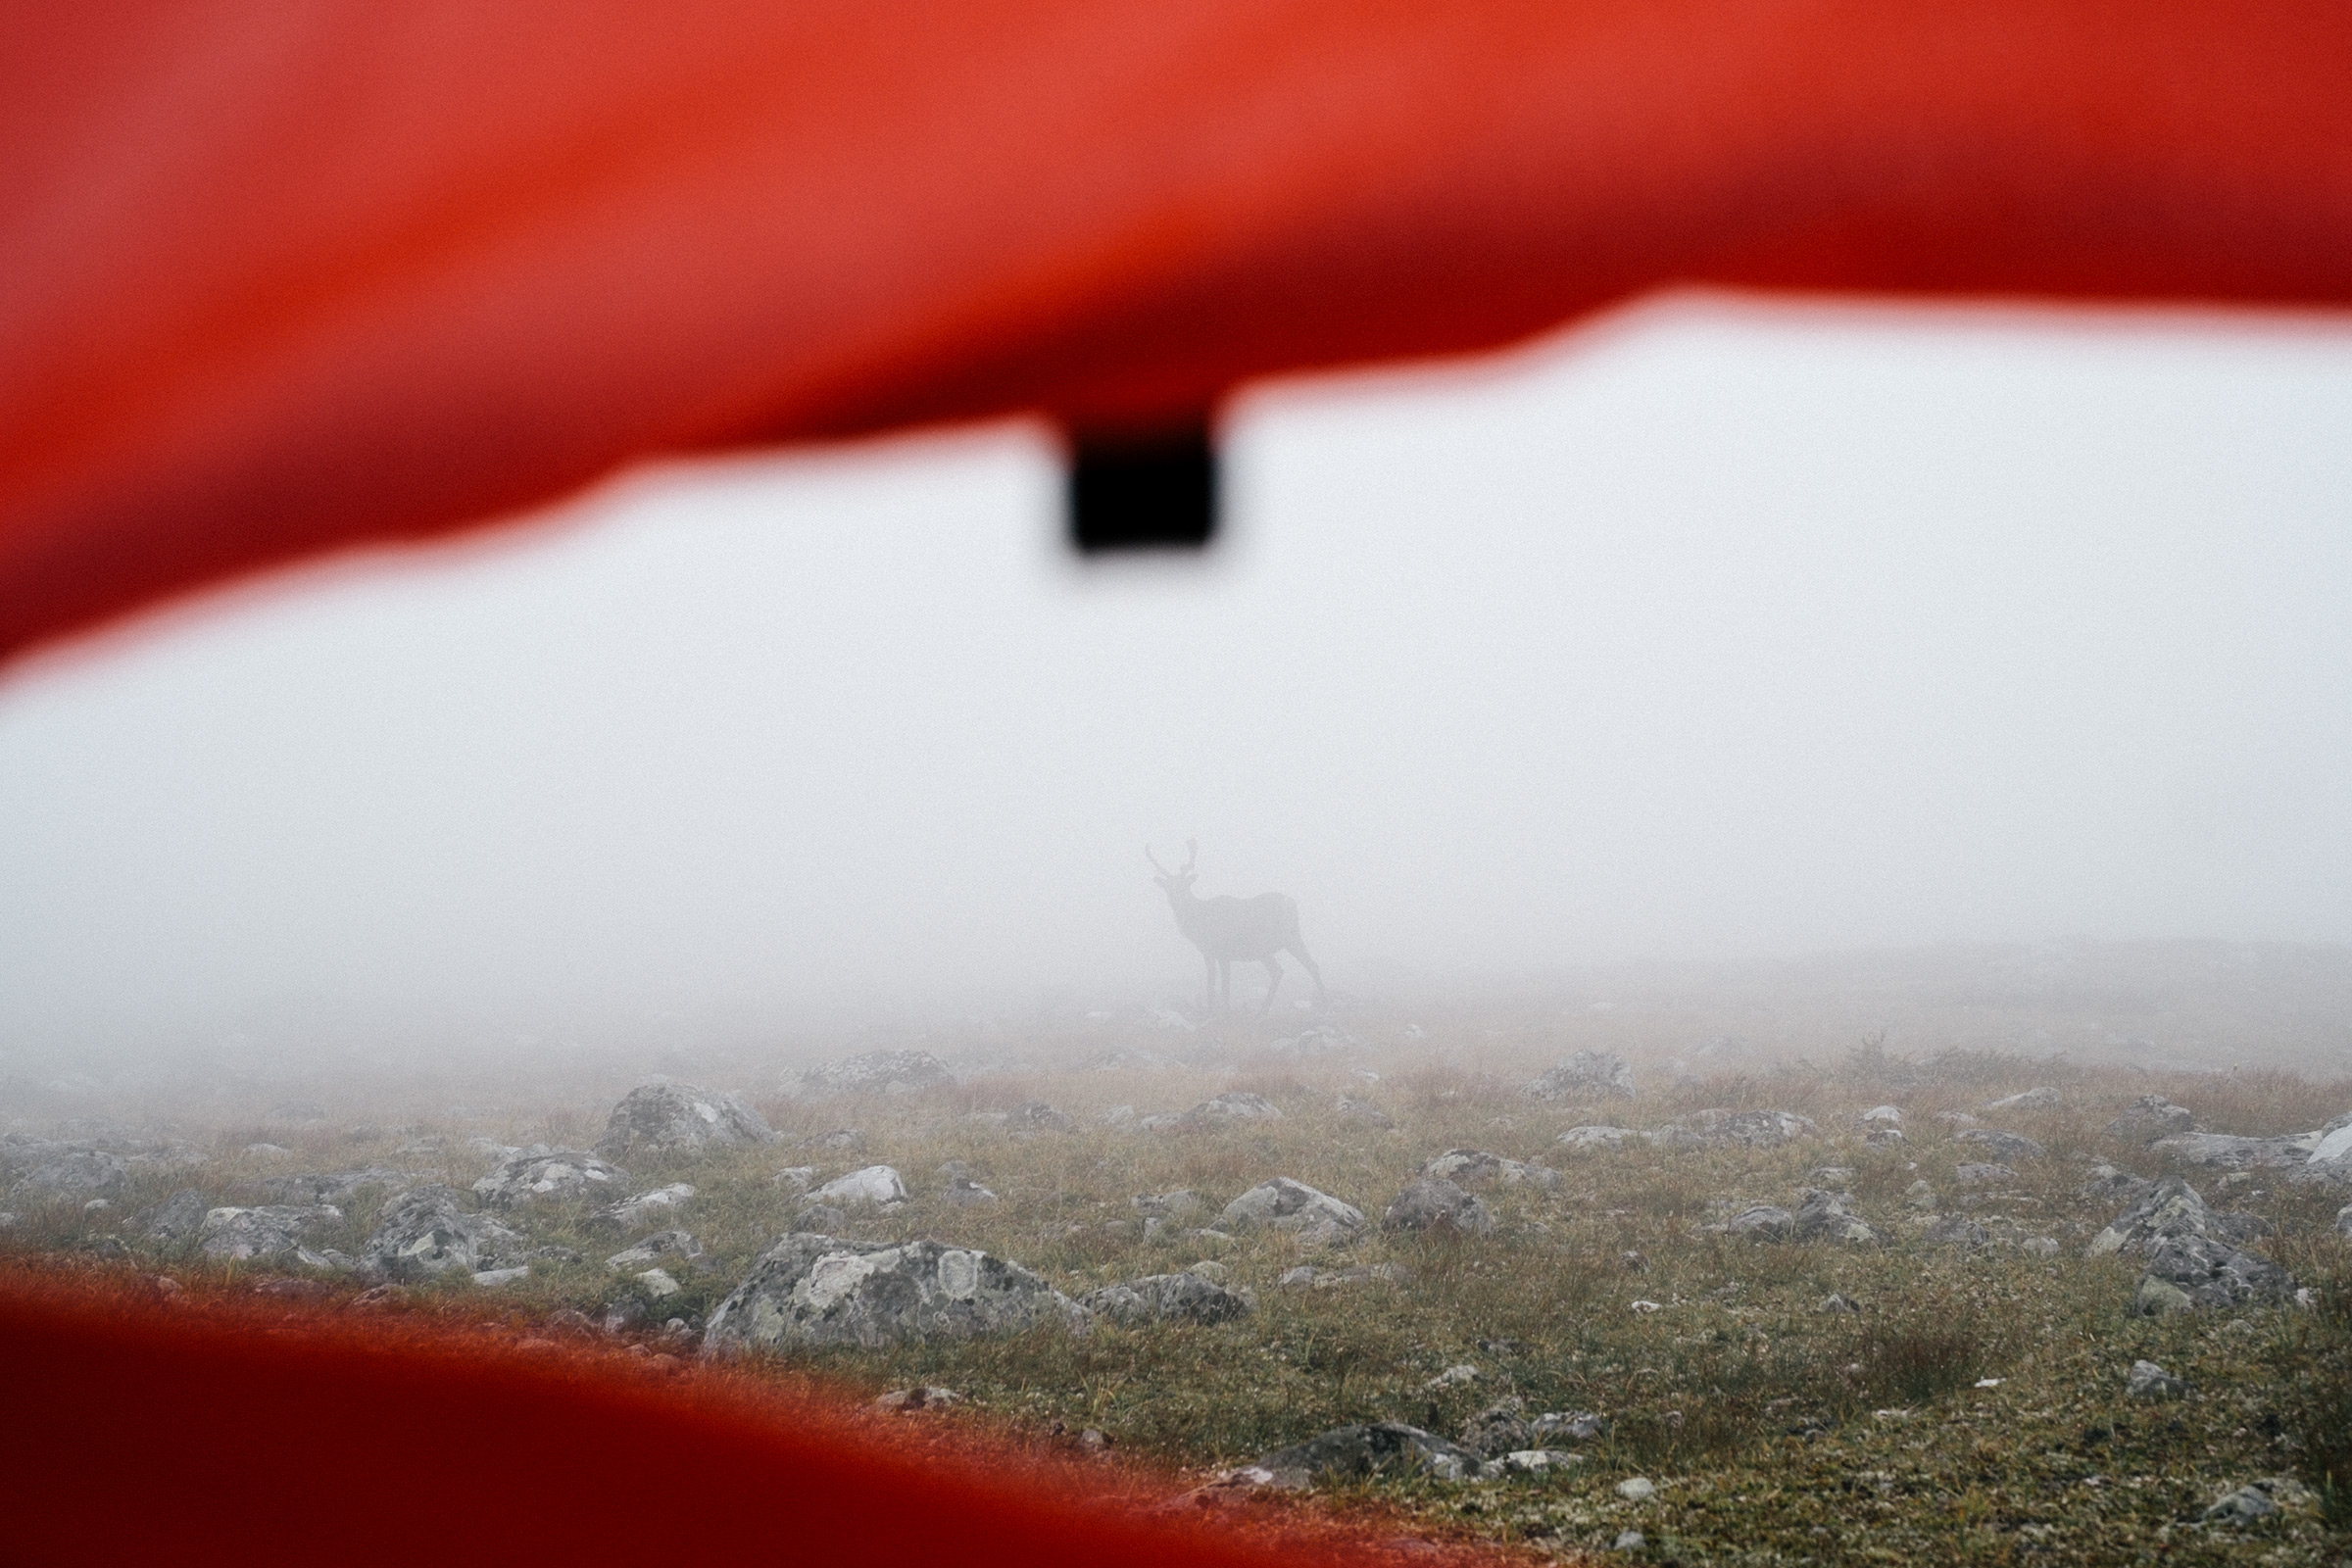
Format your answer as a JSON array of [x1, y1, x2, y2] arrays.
[[595, 1082, 775, 1161], [591, 1183, 697, 1235], [11, 1150, 129, 1201], [472, 1150, 628, 1207], [2288, 1114, 2352, 1188], [808, 1165, 906, 1207], [2088, 1176, 2294, 1311], [365, 1185, 527, 1277], [1081, 1271, 1252, 1325], [1421, 1149, 1559, 1189], [1649, 1109, 1816, 1150], [1792, 1189, 1886, 1246], [1954, 1128, 2045, 1162], [136, 1188, 212, 1243], [1381, 1178, 1493, 1237], [198, 1204, 342, 1262], [1723, 1204, 1793, 1240], [1218, 1179, 1364, 1248], [1525, 1051, 1635, 1102], [703, 1235, 1083, 1351], [1251, 1422, 1483, 1489], [793, 1050, 954, 1098], [2105, 1096, 2198, 1145]]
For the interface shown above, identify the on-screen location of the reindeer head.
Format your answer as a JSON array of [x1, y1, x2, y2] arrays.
[[1145, 838, 1199, 894]]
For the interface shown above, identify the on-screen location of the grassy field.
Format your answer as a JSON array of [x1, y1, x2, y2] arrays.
[[8, 978, 2352, 1566]]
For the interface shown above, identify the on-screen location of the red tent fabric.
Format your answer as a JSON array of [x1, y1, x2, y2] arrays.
[[4, 4, 2351, 1558], [5, 1, 2350, 669]]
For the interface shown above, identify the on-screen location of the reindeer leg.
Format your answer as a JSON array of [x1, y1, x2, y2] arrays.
[[1200, 951, 1217, 1014], [1288, 942, 1327, 1007], [1258, 956, 1284, 1016]]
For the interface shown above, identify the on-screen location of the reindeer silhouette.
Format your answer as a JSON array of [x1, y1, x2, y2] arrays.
[[1148, 840, 1326, 1016]]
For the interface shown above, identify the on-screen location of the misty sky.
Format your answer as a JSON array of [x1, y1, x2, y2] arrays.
[[4, 293, 2350, 1044]]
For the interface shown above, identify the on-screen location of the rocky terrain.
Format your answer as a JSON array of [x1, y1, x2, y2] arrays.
[[6, 1008, 2352, 1566]]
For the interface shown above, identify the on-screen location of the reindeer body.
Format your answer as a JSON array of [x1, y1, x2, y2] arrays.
[[1150, 843, 1326, 1015]]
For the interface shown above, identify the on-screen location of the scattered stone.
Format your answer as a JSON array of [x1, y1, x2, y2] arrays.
[[1792, 1189, 1886, 1245], [943, 1177, 999, 1207], [2022, 1236, 2060, 1257], [874, 1386, 964, 1413], [1819, 1293, 1862, 1314], [1557, 1126, 1639, 1150], [1616, 1477, 1657, 1501], [2081, 1163, 2155, 1205], [1277, 1263, 1410, 1290], [1935, 1111, 1981, 1129], [810, 1165, 906, 1207], [1251, 1423, 1484, 1489], [593, 1182, 697, 1234], [1955, 1129, 2043, 1161], [10, 1150, 129, 1200], [348, 1283, 409, 1311], [1532, 1410, 1605, 1443], [2202, 1477, 2312, 1525], [1723, 1203, 1793, 1240], [1459, 1398, 1530, 1456], [2336, 1200, 2352, 1239], [1081, 1271, 1252, 1325], [2126, 1359, 2185, 1399], [1614, 1531, 1645, 1550], [803, 1129, 867, 1153], [1984, 1087, 2061, 1111], [636, 1267, 681, 1298], [472, 1150, 627, 1207], [596, 1082, 775, 1161], [605, 1229, 701, 1270], [1183, 1092, 1284, 1126], [2150, 1131, 2314, 1171], [793, 1203, 850, 1233], [1922, 1215, 1990, 1250], [1425, 1363, 1481, 1390], [197, 1204, 342, 1262], [136, 1188, 211, 1243], [772, 1167, 816, 1195], [364, 1184, 527, 1277], [1904, 1180, 1937, 1211], [1811, 1165, 1855, 1185], [1860, 1105, 1903, 1127], [1132, 1190, 1203, 1223], [1421, 1149, 1559, 1189], [1525, 1051, 1636, 1102], [472, 1265, 530, 1288], [704, 1235, 1084, 1350], [2105, 1096, 2198, 1144], [1218, 1179, 1364, 1249], [793, 1049, 954, 1098], [1619, 1250, 1645, 1271], [1338, 1098, 1395, 1129], [1382, 1177, 1494, 1237], [1649, 1109, 1816, 1150], [1499, 1449, 1579, 1473], [1953, 1162, 2015, 1186]]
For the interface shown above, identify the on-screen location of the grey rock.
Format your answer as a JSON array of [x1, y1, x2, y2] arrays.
[[704, 1235, 1084, 1350], [793, 1203, 851, 1233], [1649, 1109, 1816, 1150], [1218, 1178, 1364, 1248], [1922, 1215, 1990, 1250], [1984, 1087, 2061, 1112], [472, 1150, 628, 1207], [1132, 1190, 1203, 1221], [472, 1265, 530, 1288], [1459, 1398, 1530, 1457], [1421, 1149, 1559, 1189], [2150, 1132, 2314, 1171], [2141, 1230, 2295, 1309], [1904, 1179, 1937, 1210], [809, 1164, 906, 1206], [2133, 1275, 2194, 1316], [1251, 1422, 1484, 1489], [2105, 1095, 2197, 1145], [1616, 1477, 1657, 1501], [2094, 1176, 2295, 1309], [1955, 1129, 2044, 1161], [198, 1203, 342, 1262], [874, 1385, 963, 1413], [1183, 1092, 1284, 1126], [256, 1168, 415, 1206], [943, 1177, 999, 1207], [794, 1049, 953, 1098], [596, 1082, 775, 1161], [1382, 1177, 1494, 1236], [1859, 1105, 1904, 1128], [1792, 1189, 1886, 1245], [136, 1188, 211, 1243], [605, 1229, 701, 1271], [1615, 1530, 1646, 1550], [1724, 1203, 1794, 1240], [593, 1182, 697, 1234], [2080, 1163, 2155, 1205], [1081, 1271, 1252, 1325], [1525, 1051, 1636, 1102], [2126, 1359, 2184, 1399], [1819, 1293, 1862, 1314], [365, 1184, 526, 1277], [2202, 1478, 2312, 1524], [1531, 1410, 1605, 1444], [12, 1150, 129, 1200], [1953, 1162, 2015, 1186], [803, 1128, 867, 1153], [1338, 1098, 1395, 1129], [2336, 1200, 2352, 1239], [1557, 1125, 1640, 1150]]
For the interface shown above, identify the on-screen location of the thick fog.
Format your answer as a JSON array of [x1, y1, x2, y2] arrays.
[[4, 295, 2351, 1055]]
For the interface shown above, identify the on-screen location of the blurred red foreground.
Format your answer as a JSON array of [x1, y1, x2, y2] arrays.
[[4, 2, 2351, 1557]]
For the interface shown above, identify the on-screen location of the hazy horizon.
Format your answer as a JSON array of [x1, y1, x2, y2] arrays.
[[6, 292, 2352, 1059]]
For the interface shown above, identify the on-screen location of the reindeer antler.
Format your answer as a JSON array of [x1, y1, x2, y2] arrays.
[[1145, 844, 1169, 874]]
